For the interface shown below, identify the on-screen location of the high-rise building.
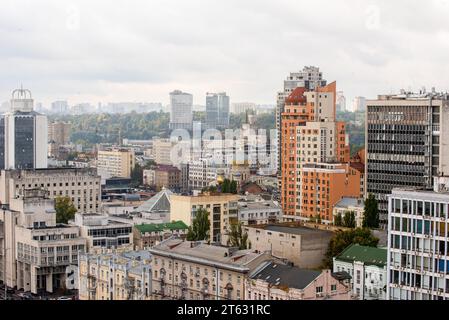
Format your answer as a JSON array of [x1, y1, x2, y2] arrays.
[[0, 88, 48, 170], [387, 177, 449, 300], [48, 121, 71, 146], [51, 100, 69, 114], [169, 90, 193, 130], [276, 66, 327, 176], [365, 90, 449, 228], [206, 92, 230, 129], [353, 96, 366, 112], [280, 81, 354, 222], [336, 91, 347, 112]]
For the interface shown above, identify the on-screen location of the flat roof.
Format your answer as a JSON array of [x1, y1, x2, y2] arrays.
[[250, 224, 332, 236]]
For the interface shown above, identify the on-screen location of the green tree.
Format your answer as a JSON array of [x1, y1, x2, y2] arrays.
[[363, 194, 380, 229], [227, 222, 251, 250], [230, 180, 238, 194], [323, 228, 379, 268], [334, 213, 343, 227], [221, 179, 230, 193], [186, 208, 210, 241], [55, 197, 77, 224], [343, 211, 356, 228], [130, 163, 143, 187]]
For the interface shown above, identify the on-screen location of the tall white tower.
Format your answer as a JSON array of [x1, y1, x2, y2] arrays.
[[1, 88, 48, 169]]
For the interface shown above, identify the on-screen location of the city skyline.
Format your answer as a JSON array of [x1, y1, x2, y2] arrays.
[[1, 0, 449, 106]]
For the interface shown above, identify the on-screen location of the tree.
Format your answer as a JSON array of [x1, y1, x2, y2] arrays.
[[55, 196, 77, 224], [130, 163, 143, 187], [334, 213, 343, 227], [230, 180, 238, 194], [323, 228, 379, 268], [363, 194, 380, 229], [186, 208, 210, 241], [221, 179, 230, 193], [343, 211, 356, 228], [227, 222, 251, 250]]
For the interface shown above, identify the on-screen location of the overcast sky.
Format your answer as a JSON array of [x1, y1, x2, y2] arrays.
[[1, 0, 449, 108]]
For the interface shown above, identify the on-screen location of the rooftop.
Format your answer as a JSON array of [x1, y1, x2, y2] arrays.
[[334, 197, 364, 209], [251, 261, 321, 289], [335, 244, 387, 267], [249, 224, 333, 237], [134, 221, 188, 234], [149, 238, 266, 270]]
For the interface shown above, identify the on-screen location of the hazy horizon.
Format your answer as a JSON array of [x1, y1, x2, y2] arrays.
[[1, 0, 449, 107]]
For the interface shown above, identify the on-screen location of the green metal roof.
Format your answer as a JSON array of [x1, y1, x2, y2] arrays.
[[135, 221, 188, 234], [335, 244, 387, 267]]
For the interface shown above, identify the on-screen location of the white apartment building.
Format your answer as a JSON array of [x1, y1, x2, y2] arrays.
[[74, 214, 133, 252], [333, 197, 365, 228], [0, 168, 102, 214], [153, 138, 173, 166], [237, 200, 283, 225], [387, 177, 449, 300], [169, 90, 193, 130], [333, 244, 387, 300], [0, 189, 86, 294], [188, 158, 222, 191]]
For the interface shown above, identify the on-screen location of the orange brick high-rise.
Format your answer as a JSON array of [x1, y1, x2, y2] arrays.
[[280, 79, 357, 224]]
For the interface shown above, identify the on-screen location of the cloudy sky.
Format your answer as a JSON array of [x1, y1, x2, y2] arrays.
[[1, 0, 449, 108]]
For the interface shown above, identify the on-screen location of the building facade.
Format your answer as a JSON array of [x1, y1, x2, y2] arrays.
[[169, 90, 193, 131], [237, 200, 283, 225], [78, 250, 152, 300], [366, 91, 449, 228], [148, 238, 271, 300], [206, 92, 230, 129], [97, 147, 136, 179], [243, 224, 333, 268], [0, 189, 86, 294], [0, 168, 102, 214], [333, 244, 387, 300], [74, 213, 133, 252], [133, 221, 188, 249], [170, 193, 239, 244], [248, 262, 351, 300], [387, 178, 449, 300], [1, 88, 48, 170]]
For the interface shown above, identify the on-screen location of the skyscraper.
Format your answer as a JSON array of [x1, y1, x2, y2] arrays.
[[280, 81, 355, 222], [276, 67, 327, 176], [51, 100, 69, 114], [0, 88, 48, 170], [206, 92, 230, 129], [169, 90, 193, 131], [353, 96, 366, 112], [366, 89, 449, 228]]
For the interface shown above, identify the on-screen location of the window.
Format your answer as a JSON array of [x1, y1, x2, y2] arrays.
[[331, 284, 337, 292], [316, 286, 323, 294]]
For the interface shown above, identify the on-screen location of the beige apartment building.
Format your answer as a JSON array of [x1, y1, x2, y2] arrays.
[[148, 238, 272, 300], [153, 138, 173, 166], [0, 168, 102, 213], [170, 193, 239, 244], [48, 121, 71, 146], [243, 224, 333, 268], [0, 189, 87, 294], [78, 250, 152, 300], [97, 148, 135, 178]]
